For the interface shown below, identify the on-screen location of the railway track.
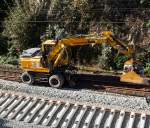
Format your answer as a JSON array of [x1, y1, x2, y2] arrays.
[[0, 65, 150, 97], [0, 89, 150, 128], [0, 65, 22, 82], [93, 84, 150, 97]]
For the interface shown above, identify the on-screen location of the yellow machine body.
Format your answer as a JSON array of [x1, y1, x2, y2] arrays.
[[120, 59, 145, 84], [120, 71, 144, 84], [20, 56, 49, 73], [20, 31, 146, 85]]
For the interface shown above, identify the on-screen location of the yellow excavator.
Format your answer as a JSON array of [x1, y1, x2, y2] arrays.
[[20, 31, 148, 88]]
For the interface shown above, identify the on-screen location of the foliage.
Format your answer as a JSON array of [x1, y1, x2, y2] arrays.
[[44, 25, 69, 40], [146, 20, 150, 28], [145, 63, 150, 76], [136, 48, 150, 65], [0, 0, 14, 32], [0, 35, 8, 55], [3, 6, 41, 52], [46, 0, 90, 34], [2, 0, 52, 56], [0, 0, 150, 69], [98, 46, 112, 70], [0, 55, 18, 65], [74, 45, 102, 65], [114, 55, 128, 69], [0, 0, 13, 55]]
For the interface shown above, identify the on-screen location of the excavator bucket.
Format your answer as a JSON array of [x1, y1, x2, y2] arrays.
[[120, 71, 146, 84]]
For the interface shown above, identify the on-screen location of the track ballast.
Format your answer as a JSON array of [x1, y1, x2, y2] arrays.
[[0, 89, 150, 128]]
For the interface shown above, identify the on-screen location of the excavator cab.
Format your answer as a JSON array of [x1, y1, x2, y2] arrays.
[[20, 40, 55, 73], [41, 42, 54, 67]]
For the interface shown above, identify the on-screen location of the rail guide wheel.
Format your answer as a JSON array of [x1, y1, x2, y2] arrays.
[[21, 72, 34, 85], [49, 74, 64, 88]]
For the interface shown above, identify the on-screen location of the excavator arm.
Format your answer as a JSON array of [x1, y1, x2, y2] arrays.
[[47, 31, 133, 69], [44, 31, 145, 84]]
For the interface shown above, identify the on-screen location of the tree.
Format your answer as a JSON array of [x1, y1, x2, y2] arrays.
[[2, 0, 51, 53]]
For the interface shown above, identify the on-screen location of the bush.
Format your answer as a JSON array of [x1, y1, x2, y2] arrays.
[[98, 46, 112, 70], [145, 62, 150, 76], [0, 55, 19, 65], [114, 55, 128, 69], [3, 5, 41, 55], [0, 35, 8, 55]]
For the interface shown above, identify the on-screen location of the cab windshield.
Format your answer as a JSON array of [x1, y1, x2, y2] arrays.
[[21, 48, 41, 57]]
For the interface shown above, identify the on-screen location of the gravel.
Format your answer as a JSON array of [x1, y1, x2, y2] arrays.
[[0, 79, 150, 113], [0, 79, 150, 127], [0, 118, 49, 128]]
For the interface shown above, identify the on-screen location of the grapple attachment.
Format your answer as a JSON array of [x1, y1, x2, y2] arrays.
[[120, 71, 147, 85]]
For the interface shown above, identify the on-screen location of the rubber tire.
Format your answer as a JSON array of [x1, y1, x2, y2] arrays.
[[21, 72, 34, 85], [49, 74, 64, 88]]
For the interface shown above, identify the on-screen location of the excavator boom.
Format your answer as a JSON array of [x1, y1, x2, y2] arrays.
[[44, 31, 145, 85]]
